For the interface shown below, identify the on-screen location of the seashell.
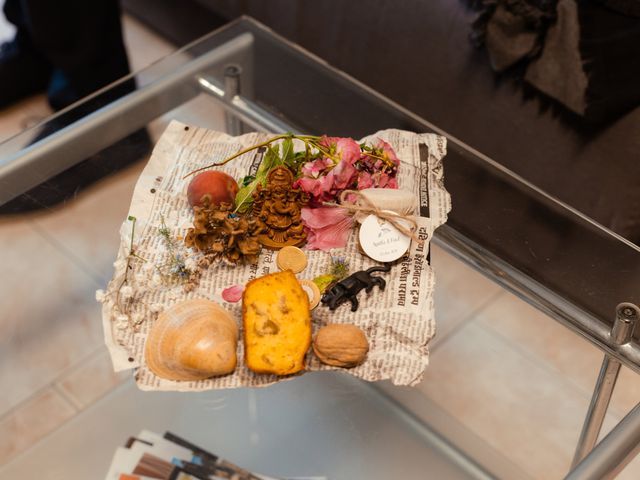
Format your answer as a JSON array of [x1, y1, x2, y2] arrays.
[[144, 299, 238, 381], [354, 188, 417, 223]]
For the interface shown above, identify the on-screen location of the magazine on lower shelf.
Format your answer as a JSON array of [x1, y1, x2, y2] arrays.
[[104, 429, 327, 480]]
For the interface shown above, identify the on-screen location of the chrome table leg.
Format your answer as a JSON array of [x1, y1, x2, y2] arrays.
[[224, 64, 244, 135], [566, 398, 640, 480], [571, 303, 640, 468]]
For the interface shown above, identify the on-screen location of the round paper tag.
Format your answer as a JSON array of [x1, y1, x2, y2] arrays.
[[358, 214, 411, 262]]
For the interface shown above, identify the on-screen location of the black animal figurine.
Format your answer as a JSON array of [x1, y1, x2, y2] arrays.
[[321, 264, 391, 312]]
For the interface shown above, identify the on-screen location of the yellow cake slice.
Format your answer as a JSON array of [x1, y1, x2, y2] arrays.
[[242, 270, 311, 375]]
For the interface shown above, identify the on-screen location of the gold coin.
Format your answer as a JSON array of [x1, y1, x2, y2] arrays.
[[276, 246, 307, 273], [299, 279, 321, 310]]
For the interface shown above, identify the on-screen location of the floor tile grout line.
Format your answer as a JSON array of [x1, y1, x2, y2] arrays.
[[50, 346, 111, 393], [477, 314, 629, 422], [50, 382, 82, 412], [432, 276, 635, 421], [0, 346, 112, 423], [0, 380, 133, 471], [29, 220, 106, 287], [0, 383, 74, 426], [425, 317, 628, 471], [431, 289, 506, 353]]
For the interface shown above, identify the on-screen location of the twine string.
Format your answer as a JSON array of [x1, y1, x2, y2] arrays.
[[323, 190, 423, 244]]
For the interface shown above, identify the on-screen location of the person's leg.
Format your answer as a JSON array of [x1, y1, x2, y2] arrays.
[[0, 0, 52, 108], [20, 0, 131, 110], [0, 0, 148, 214]]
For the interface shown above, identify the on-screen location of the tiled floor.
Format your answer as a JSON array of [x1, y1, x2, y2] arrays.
[[0, 13, 639, 480], [0, 12, 175, 463]]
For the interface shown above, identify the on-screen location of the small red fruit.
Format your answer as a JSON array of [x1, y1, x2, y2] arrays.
[[187, 171, 239, 208]]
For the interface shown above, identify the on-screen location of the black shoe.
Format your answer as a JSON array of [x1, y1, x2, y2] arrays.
[[0, 38, 52, 108]]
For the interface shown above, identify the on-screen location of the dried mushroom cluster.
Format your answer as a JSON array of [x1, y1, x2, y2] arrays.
[[185, 202, 263, 264]]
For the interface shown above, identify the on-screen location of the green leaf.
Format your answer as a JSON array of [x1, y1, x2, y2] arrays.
[[257, 144, 281, 179], [241, 175, 255, 187], [234, 178, 259, 213], [313, 274, 336, 294], [281, 137, 294, 165], [284, 151, 308, 177]]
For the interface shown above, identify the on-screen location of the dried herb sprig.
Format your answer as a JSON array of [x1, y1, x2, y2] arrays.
[[330, 256, 350, 280], [157, 215, 196, 283]]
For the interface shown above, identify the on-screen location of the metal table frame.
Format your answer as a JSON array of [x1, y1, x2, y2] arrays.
[[1, 17, 639, 479]]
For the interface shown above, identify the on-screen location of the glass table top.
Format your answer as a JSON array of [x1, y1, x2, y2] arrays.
[[1, 17, 638, 364], [0, 16, 639, 480]]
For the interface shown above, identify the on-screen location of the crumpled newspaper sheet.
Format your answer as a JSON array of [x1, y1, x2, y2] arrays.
[[99, 121, 451, 391]]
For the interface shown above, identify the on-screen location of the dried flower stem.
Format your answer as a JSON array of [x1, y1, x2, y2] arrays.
[[182, 133, 338, 178], [115, 215, 144, 331], [183, 133, 296, 178]]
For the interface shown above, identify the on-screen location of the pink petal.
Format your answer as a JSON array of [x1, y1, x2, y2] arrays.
[[335, 137, 361, 164], [331, 160, 357, 189], [320, 136, 361, 165], [319, 135, 334, 144], [319, 135, 339, 148], [342, 191, 359, 204], [295, 177, 324, 198], [222, 284, 244, 303], [301, 206, 350, 228], [357, 171, 374, 190], [301, 157, 332, 178], [306, 218, 354, 250], [376, 138, 400, 166], [302, 206, 354, 250]]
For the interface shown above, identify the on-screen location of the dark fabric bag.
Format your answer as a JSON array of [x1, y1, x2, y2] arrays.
[[471, 0, 640, 123]]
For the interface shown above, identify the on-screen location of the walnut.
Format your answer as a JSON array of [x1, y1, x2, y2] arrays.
[[313, 324, 369, 368]]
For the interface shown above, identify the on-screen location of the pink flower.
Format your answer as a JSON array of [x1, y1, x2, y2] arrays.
[[326, 158, 357, 190], [301, 157, 333, 178], [356, 171, 399, 189], [293, 177, 326, 198], [293, 172, 335, 203], [320, 136, 361, 165], [374, 171, 399, 188], [222, 284, 244, 303], [376, 138, 400, 166], [342, 191, 359, 204], [296, 136, 400, 205], [295, 157, 358, 204], [357, 171, 374, 189], [301, 206, 354, 250]]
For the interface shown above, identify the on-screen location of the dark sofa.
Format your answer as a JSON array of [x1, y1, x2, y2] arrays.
[[126, 0, 640, 244], [207, 0, 640, 244], [203, 1, 640, 245]]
